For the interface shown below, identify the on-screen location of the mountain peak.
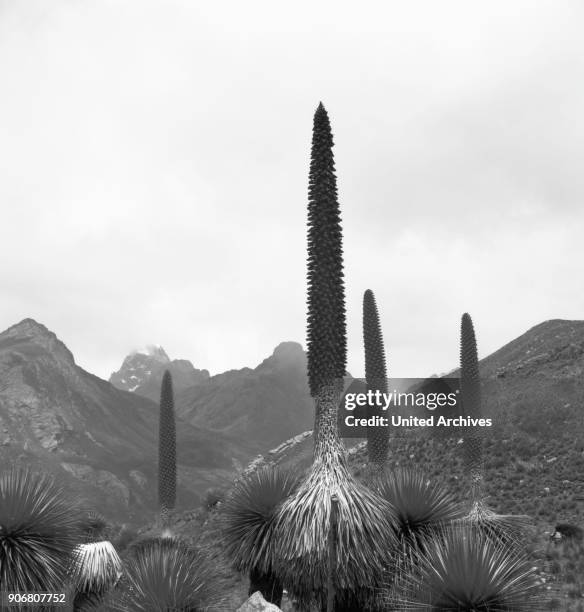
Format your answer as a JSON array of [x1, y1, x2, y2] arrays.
[[131, 345, 170, 364], [272, 341, 305, 360], [0, 318, 75, 363], [255, 341, 306, 373], [5, 317, 52, 336]]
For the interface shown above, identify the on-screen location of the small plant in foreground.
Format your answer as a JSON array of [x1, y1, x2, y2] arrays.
[[69, 540, 122, 610], [0, 467, 85, 592], [103, 537, 225, 611], [390, 523, 547, 611]]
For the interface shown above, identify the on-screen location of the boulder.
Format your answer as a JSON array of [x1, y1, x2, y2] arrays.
[[236, 591, 282, 612]]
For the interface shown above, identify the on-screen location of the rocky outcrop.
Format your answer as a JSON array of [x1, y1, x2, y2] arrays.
[[236, 592, 282, 612]]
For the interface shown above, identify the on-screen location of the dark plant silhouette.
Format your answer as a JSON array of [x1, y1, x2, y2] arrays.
[[221, 465, 303, 606], [390, 524, 546, 611], [158, 369, 176, 527], [69, 540, 122, 611], [101, 537, 225, 611], [306, 101, 347, 409], [363, 288, 389, 469], [0, 467, 85, 593], [375, 468, 464, 547], [460, 312, 484, 504]]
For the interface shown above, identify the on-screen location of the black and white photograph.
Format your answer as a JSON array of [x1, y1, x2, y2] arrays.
[[0, 1, 583, 610]]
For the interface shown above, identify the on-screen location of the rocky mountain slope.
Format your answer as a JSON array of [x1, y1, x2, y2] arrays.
[[0, 319, 253, 525], [109, 345, 209, 402], [175, 342, 315, 451], [252, 319, 584, 521]]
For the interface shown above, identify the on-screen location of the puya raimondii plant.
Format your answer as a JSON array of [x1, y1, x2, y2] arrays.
[[158, 369, 176, 529], [459, 312, 531, 542], [221, 465, 303, 607], [363, 288, 389, 471], [391, 522, 545, 611], [270, 102, 398, 611], [0, 467, 85, 593]]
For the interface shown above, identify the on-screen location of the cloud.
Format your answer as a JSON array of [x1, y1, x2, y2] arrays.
[[0, 0, 583, 380]]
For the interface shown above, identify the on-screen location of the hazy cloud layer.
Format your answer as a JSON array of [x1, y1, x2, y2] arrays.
[[1, 1, 583, 379]]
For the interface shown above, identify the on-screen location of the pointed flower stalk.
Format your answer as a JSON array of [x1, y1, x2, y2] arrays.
[[460, 312, 484, 504], [158, 370, 176, 527], [363, 289, 389, 468]]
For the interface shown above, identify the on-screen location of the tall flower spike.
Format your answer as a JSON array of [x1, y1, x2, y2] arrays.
[[363, 289, 389, 467], [460, 312, 483, 504], [158, 370, 176, 525], [306, 102, 347, 406], [459, 313, 532, 543]]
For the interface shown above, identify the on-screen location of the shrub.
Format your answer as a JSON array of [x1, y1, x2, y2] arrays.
[[389, 524, 545, 611], [103, 537, 225, 611], [0, 467, 85, 592]]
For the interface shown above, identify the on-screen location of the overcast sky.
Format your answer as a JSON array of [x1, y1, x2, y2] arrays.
[[1, 0, 583, 380]]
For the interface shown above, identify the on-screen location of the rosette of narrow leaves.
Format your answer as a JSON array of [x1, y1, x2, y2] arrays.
[[0, 467, 85, 592], [158, 370, 176, 525], [462, 499, 533, 547], [102, 537, 226, 611], [80, 510, 110, 543], [374, 468, 464, 547], [69, 541, 122, 610], [363, 289, 390, 468], [371, 468, 465, 609], [274, 469, 399, 608], [220, 465, 303, 605], [390, 523, 547, 611], [271, 387, 400, 607]]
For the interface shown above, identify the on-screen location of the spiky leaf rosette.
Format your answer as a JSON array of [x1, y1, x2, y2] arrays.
[[389, 523, 547, 611], [459, 312, 485, 503], [460, 499, 533, 547], [158, 370, 176, 518], [103, 538, 226, 611], [363, 289, 389, 467], [374, 468, 464, 547], [69, 541, 122, 596], [306, 102, 347, 410], [81, 510, 110, 544], [0, 467, 85, 592], [271, 384, 399, 603], [220, 465, 303, 574]]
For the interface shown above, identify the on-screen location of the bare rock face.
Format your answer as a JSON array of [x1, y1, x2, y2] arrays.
[[0, 318, 253, 525], [236, 592, 282, 612], [61, 463, 130, 507]]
